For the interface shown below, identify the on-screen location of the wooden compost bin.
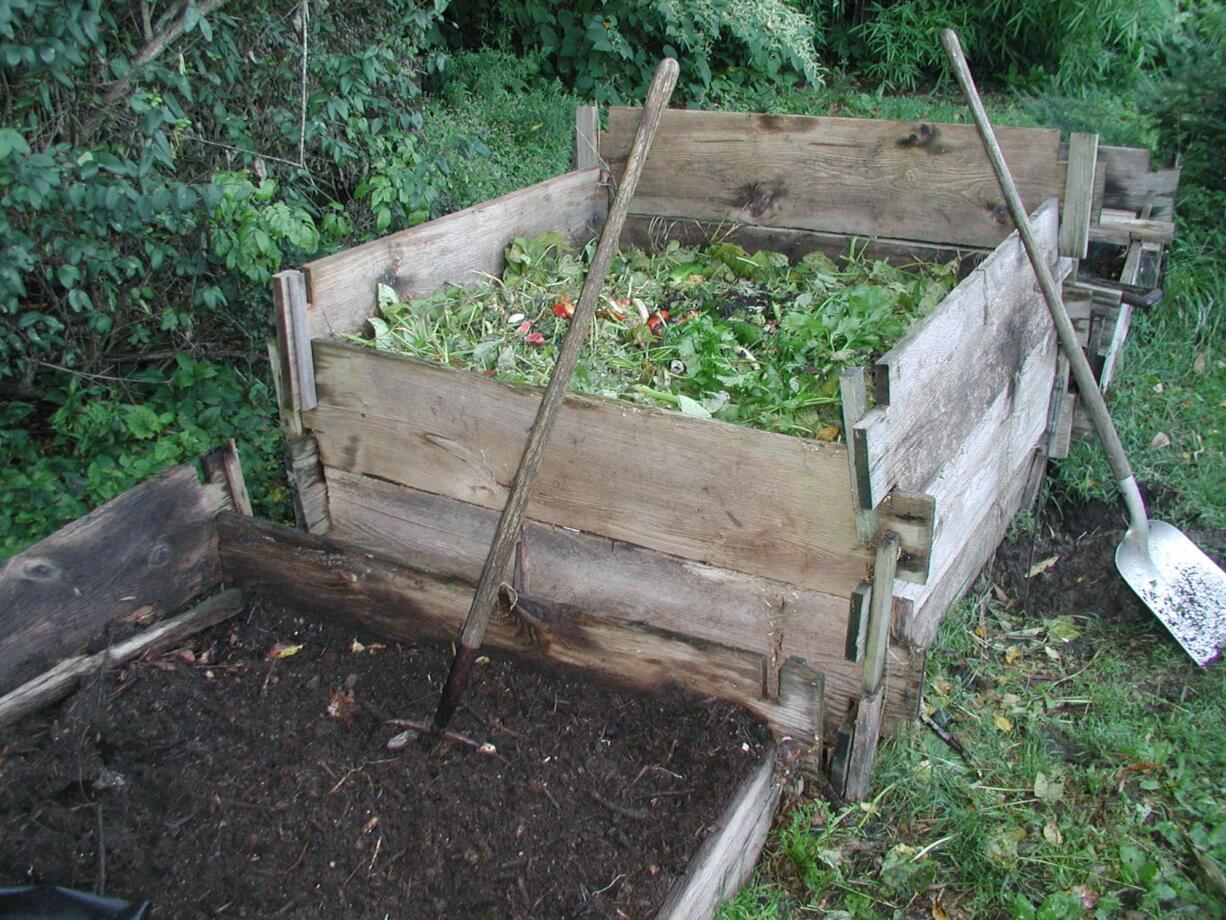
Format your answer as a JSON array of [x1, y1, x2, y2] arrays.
[[0, 451, 793, 919], [267, 106, 1175, 796]]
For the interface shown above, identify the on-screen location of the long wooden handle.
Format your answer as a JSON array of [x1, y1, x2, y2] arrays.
[[940, 31, 1148, 528], [432, 59, 680, 730]]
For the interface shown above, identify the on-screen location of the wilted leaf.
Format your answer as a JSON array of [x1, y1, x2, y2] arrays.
[[1043, 820, 1064, 845], [326, 689, 357, 723], [1027, 555, 1060, 578], [986, 826, 1026, 862], [932, 899, 951, 920], [994, 715, 1014, 732], [1151, 431, 1171, 449], [1193, 352, 1207, 375], [266, 642, 302, 660], [973, 623, 988, 638], [677, 394, 712, 418], [1035, 771, 1065, 802], [1047, 619, 1081, 642], [1004, 645, 1021, 665], [1072, 885, 1098, 910], [1044, 645, 1062, 661]]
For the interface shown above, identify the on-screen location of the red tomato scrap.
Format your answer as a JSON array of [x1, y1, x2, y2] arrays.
[[552, 295, 575, 319], [646, 310, 670, 333]]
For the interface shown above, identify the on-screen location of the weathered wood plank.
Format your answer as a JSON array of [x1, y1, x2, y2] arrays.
[[853, 199, 1061, 507], [302, 168, 607, 339], [0, 464, 230, 695], [656, 744, 785, 919], [305, 340, 868, 597], [0, 589, 245, 727], [575, 104, 600, 169], [838, 684, 886, 802], [322, 469, 922, 733], [897, 448, 1046, 649], [1089, 214, 1175, 246], [1098, 145, 1179, 218], [620, 215, 986, 273], [1059, 133, 1098, 259], [601, 107, 1064, 248], [217, 514, 826, 741]]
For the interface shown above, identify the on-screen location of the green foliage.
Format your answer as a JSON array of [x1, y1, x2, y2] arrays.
[[445, 0, 824, 103], [359, 231, 957, 439], [0, 356, 284, 558]]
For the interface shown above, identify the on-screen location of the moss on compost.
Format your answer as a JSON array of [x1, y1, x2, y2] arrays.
[[353, 232, 960, 440]]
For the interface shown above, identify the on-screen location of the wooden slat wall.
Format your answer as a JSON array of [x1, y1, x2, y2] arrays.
[[0, 463, 233, 695], [852, 199, 1061, 508], [305, 340, 869, 598], [600, 107, 1065, 249], [1098, 145, 1179, 219], [322, 470, 922, 733], [301, 167, 608, 339], [217, 514, 834, 742]]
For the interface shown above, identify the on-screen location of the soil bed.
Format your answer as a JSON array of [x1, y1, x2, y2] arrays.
[[0, 602, 771, 919]]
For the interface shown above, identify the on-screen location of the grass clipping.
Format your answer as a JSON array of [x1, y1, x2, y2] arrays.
[[354, 232, 959, 440]]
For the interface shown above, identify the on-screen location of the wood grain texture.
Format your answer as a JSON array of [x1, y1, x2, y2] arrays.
[[1098, 145, 1179, 218], [302, 168, 607, 339], [322, 469, 922, 734], [574, 104, 600, 169], [897, 448, 1046, 648], [620, 215, 986, 272], [217, 513, 826, 741], [853, 199, 1061, 508], [600, 107, 1064, 248], [0, 463, 230, 695], [1059, 132, 1098, 259], [0, 589, 244, 727], [305, 340, 868, 597], [656, 745, 784, 919], [838, 684, 886, 802]]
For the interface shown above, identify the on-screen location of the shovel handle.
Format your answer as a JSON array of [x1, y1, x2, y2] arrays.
[[940, 31, 1149, 533], [431, 58, 680, 731]]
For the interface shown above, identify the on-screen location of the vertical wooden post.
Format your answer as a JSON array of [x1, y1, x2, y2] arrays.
[[833, 533, 901, 801], [839, 367, 879, 542], [272, 269, 317, 413], [1059, 133, 1098, 260], [575, 105, 600, 170]]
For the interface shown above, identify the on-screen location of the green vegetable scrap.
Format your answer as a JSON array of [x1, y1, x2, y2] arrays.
[[354, 232, 960, 440]]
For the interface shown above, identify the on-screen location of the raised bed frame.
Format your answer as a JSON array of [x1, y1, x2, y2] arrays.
[[266, 105, 1176, 796], [0, 452, 793, 919]]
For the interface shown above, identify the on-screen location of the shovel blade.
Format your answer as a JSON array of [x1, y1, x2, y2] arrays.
[[1116, 521, 1226, 666]]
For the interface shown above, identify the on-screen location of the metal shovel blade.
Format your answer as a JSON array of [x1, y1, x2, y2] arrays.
[[1116, 521, 1226, 666]]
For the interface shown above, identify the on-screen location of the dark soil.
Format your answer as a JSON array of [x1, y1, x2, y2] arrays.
[[994, 489, 1226, 623], [0, 603, 771, 919]]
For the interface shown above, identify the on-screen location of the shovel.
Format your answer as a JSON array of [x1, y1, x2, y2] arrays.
[[942, 29, 1226, 666], [394, 58, 681, 747]]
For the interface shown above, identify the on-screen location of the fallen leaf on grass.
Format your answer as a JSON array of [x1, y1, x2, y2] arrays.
[[326, 689, 357, 723], [1004, 645, 1021, 666], [1044, 646, 1063, 661], [1034, 771, 1065, 802], [986, 826, 1026, 862], [266, 642, 302, 660], [1043, 820, 1064, 845], [994, 715, 1014, 732], [1027, 555, 1060, 578], [1194, 352, 1207, 375], [1073, 885, 1099, 910], [932, 899, 951, 920], [1151, 431, 1172, 449]]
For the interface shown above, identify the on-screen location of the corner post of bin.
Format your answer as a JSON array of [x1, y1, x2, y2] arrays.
[[575, 105, 600, 170], [270, 270, 331, 535], [831, 533, 900, 801]]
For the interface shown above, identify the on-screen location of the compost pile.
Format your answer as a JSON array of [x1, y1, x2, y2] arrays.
[[358, 233, 960, 439], [0, 602, 771, 919]]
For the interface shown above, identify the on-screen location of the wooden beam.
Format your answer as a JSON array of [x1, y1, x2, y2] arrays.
[[656, 744, 787, 919], [0, 589, 245, 727], [201, 439, 253, 517], [620, 215, 987, 272], [305, 340, 868, 598], [272, 270, 315, 416], [1059, 132, 1098, 260], [0, 463, 230, 695], [1098, 145, 1179, 218], [839, 367, 878, 541], [574, 105, 600, 169], [601, 107, 1065, 248], [301, 168, 607, 339], [321, 470, 923, 733], [853, 199, 1061, 508], [1089, 215, 1175, 246], [217, 513, 826, 742], [876, 490, 935, 585]]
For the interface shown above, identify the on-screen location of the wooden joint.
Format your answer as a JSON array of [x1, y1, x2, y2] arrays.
[[574, 104, 600, 170], [272, 269, 318, 415], [201, 439, 253, 516], [839, 367, 879, 537], [874, 490, 934, 584]]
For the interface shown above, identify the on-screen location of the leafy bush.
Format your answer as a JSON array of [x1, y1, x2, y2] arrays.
[[444, 0, 824, 102]]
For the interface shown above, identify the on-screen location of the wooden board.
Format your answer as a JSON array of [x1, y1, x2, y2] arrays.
[[656, 745, 784, 919], [600, 107, 1065, 249], [1098, 145, 1179, 218], [322, 469, 922, 733], [852, 199, 1061, 508], [620, 215, 985, 274], [1059, 133, 1098, 260], [0, 464, 231, 695], [217, 514, 827, 742], [301, 168, 607, 339], [305, 340, 869, 597], [898, 448, 1046, 649]]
